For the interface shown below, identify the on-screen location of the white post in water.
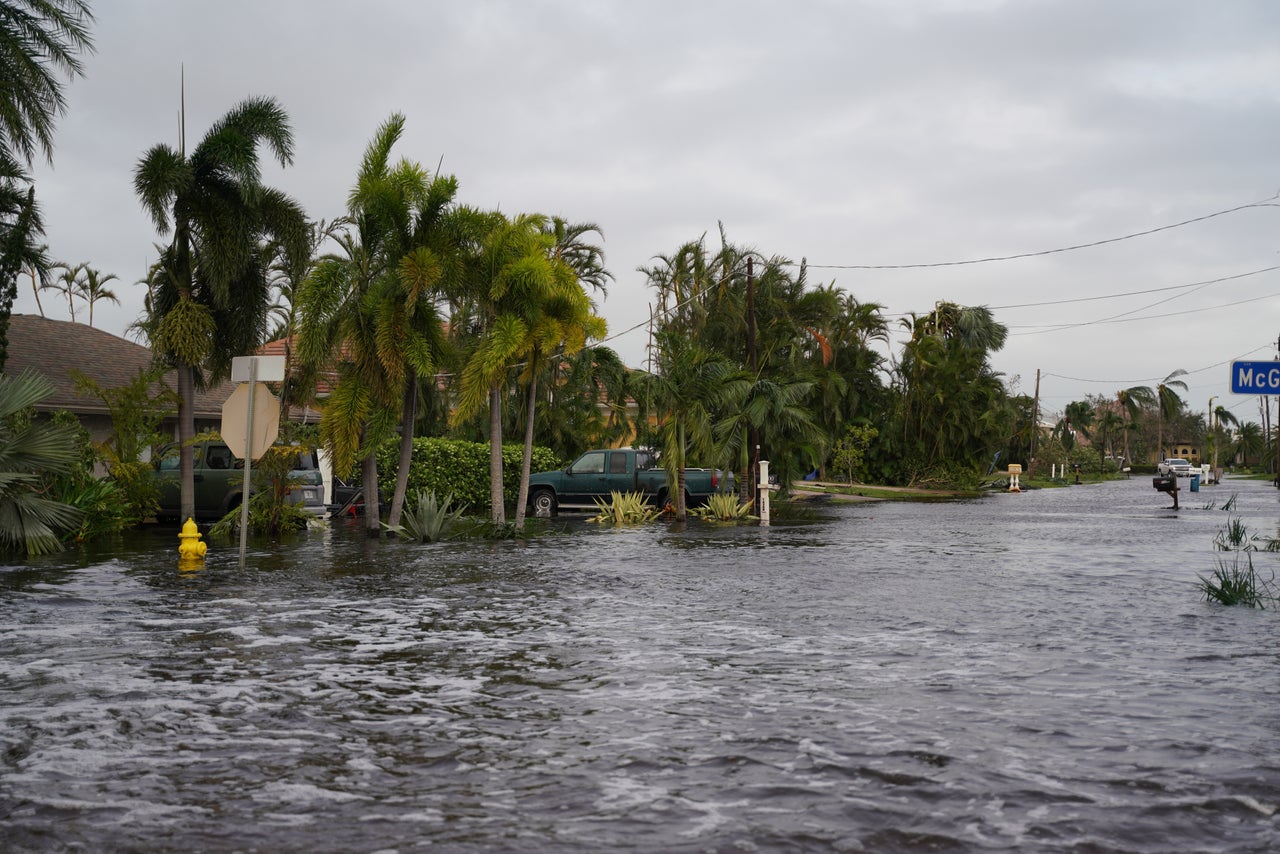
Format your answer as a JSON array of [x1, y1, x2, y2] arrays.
[[758, 459, 770, 526], [238, 357, 257, 568]]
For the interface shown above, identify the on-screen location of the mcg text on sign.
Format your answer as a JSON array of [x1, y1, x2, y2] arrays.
[[1231, 361, 1280, 395]]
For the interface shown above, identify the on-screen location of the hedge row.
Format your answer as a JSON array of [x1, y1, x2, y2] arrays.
[[376, 438, 560, 514]]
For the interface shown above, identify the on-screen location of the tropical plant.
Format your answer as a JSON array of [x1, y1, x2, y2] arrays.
[[1095, 410, 1125, 472], [453, 211, 571, 525], [631, 329, 746, 521], [45, 259, 82, 321], [383, 488, 466, 542], [510, 247, 607, 529], [0, 1, 93, 370], [589, 490, 661, 525], [71, 364, 176, 523], [690, 492, 755, 522], [134, 96, 308, 522], [78, 265, 119, 327], [0, 370, 83, 555], [831, 424, 878, 484], [1233, 421, 1264, 466], [1154, 369, 1188, 461], [297, 116, 455, 535]]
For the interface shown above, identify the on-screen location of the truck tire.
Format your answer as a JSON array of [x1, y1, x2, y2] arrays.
[[531, 489, 557, 517], [653, 488, 669, 509]]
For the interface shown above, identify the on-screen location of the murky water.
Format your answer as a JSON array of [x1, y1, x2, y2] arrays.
[[3, 477, 1279, 852]]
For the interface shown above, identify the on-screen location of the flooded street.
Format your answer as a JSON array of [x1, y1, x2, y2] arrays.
[[3, 477, 1279, 851]]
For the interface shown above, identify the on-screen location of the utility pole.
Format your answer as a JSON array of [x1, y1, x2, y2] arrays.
[[1028, 368, 1041, 477], [746, 255, 760, 502]]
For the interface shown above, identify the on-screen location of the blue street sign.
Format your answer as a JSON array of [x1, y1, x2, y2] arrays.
[[1230, 361, 1280, 394]]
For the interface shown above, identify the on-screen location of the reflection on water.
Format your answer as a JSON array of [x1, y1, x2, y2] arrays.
[[3, 478, 1280, 851]]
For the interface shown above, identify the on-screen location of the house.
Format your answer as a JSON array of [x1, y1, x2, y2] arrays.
[[4, 314, 233, 445], [5, 313, 320, 444]]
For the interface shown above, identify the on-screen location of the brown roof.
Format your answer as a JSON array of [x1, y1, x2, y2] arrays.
[[5, 314, 232, 418]]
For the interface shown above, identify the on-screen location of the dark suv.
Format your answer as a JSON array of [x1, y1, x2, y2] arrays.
[[152, 440, 327, 520]]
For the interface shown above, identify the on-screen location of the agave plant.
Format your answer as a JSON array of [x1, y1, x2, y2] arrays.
[[589, 490, 661, 525], [691, 493, 756, 522], [383, 489, 467, 542]]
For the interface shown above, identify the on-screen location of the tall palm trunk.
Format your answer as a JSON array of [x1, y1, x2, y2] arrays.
[[489, 384, 505, 525], [387, 368, 417, 529], [360, 447, 381, 536], [514, 373, 538, 529], [177, 362, 196, 521], [675, 418, 687, 522]]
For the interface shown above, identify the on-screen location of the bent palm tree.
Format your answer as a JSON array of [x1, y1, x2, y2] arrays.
[[1155, 370, 1188, 462]]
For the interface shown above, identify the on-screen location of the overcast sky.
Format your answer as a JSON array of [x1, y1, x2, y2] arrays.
[[15, 0, 1280, 423]]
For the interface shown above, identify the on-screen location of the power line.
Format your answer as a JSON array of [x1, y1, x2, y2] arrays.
[[802, 195, 1280, 271], [989, 265, 1280, 311], [1009, 290, 1280, 335], [1043, 343, 1273, 386]]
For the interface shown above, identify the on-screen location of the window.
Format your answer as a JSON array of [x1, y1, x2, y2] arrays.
[[574, 452, 605, 474], [609, 452, 628, 474]]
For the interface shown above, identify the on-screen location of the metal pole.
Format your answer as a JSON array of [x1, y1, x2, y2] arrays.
[[238, 359, 257, 568]]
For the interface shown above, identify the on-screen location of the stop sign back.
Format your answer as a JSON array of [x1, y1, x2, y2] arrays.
[[220, 382, 280, 460]]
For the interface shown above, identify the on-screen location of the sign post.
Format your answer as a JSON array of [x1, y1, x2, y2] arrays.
[[222, 356, 285, 567]]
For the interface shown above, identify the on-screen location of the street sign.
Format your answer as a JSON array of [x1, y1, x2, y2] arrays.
[[220, 382, 280, 460], [1230, 361, 1280, 395], [231, 355, 286, 383]]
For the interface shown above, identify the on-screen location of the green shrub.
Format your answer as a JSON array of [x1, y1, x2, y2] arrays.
[[377, 438, 559, 514]]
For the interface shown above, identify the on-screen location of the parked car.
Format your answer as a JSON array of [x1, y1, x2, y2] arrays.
[[1157, 458, 1194, 477], [152, 440, 327, 520]]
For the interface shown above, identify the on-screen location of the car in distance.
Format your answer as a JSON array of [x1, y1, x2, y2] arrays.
[[1156, 458, 1194, 477], [152, 439, 327, 520]]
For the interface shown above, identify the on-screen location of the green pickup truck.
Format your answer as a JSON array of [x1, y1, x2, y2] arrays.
[[527, 447, 721, 516]]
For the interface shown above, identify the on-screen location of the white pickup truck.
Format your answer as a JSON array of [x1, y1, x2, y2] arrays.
[[1157, 458, 1194, 477]]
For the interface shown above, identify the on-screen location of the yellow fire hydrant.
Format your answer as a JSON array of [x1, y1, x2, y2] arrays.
[[177, 517, 207, 562]]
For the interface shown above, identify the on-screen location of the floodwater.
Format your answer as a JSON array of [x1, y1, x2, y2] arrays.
[[2, 477, 1279, 852]]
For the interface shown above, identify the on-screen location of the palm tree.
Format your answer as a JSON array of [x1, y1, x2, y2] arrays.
[[632, 330, 746, 521], [0, 0, 94, 167], [297, 115, 454, 534], [0, 370, 83, 556], [46, 260, 83, 321], [134, 96, 308, 521], [1234, 421, 1264, 466], [1115, 385, 1155, 463], [0, 1, 93, 370], [1054, 400, 1094, 451], [78, 265, 118, 326], [454, 212, 569, 525], [544, 217, 612, 299], [1095, 410, 1124, 472], [22, 242, 49, 317], [1154, 369, 1188, 462]]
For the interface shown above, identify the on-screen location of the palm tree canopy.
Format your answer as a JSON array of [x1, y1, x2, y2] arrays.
[[0, 0, 94, 167]]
